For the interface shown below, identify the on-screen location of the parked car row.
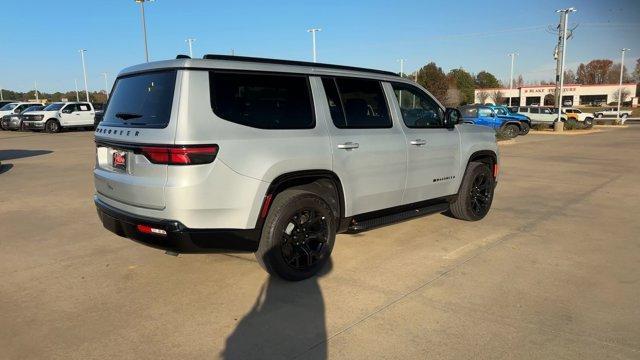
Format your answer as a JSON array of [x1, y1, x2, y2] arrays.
[[0, 101, 98, 132], [507, 106, 596, 128]]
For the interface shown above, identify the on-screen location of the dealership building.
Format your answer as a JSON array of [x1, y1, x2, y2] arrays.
[[474, 83, 638, 107]]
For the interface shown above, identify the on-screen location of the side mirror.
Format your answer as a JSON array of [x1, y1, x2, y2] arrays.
[[444, 108, 461, 129], [13, 109, 20, 114]]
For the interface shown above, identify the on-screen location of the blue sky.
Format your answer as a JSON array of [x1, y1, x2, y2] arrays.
[[1, 0, 638, 92]]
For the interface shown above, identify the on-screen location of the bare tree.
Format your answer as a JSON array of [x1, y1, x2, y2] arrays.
[[444, 86, 462, 107], [612, 88, 631, 104], [477, 90, 490, 104], [490, 90, 505, 104]]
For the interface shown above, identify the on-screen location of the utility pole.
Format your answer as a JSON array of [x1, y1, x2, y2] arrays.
[[186, 38, 196, 58], [307, 28, 321, 62], [135, 0, 152, 62], [231, 49, 235, 56], [617, 48, 630, 124], [397, 59, 405, 77], [79, 49, 90, 102], [34, 81, 39, 102], [74, 79, 80, 102], [554, 7, 576, 132], [1, 86, 4, 101], [508, 52, 518, 106], [101, 73, 109, 101]]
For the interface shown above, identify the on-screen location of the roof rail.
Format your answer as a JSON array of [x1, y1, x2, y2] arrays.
[[176, 54, 191, 59], [202, 54, 399, 77]]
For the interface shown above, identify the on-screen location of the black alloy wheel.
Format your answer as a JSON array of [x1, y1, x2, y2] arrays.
[[469, 171, 493, 217], [280, 209, 329, 271]]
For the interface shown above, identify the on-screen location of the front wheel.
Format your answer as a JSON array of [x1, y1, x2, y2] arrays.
[[256, 189, 336, 281], [519, 123, 530, 135], [583, 117, 594, 128], [45, 119, 61, 133], [449, 162, 495, 221]]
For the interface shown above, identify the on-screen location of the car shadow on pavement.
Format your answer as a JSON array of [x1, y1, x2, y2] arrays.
[[220, 259, 332, 359], [0, 149, 53, 161], [0, 163, 14, 175]]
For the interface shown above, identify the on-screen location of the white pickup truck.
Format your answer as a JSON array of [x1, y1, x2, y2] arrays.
[[594, 108, 632, 119], [22, 102, 96, 133]]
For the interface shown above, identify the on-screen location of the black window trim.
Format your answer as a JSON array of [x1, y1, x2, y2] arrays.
[[209, 69, 317, 130], [390, 81, 446, 129], [322, 76, 393, 129]]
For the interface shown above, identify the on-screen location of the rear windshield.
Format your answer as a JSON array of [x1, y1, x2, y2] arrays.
[[101, 70, 177, 128]]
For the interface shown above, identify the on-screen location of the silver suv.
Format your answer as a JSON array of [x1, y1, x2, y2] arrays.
[[94, 55, 499, 280]]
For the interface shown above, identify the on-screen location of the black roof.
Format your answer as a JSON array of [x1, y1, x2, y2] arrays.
[[202, 54, 399, 77]]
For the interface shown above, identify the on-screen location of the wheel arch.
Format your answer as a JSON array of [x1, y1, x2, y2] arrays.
[[260, 170, 345, 225], [456, 150, 497, 195]]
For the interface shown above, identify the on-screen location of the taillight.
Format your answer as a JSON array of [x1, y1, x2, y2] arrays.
[[141, 145, 218, 165], [493, 163, 499, 178], [136, 224, 167, 236]]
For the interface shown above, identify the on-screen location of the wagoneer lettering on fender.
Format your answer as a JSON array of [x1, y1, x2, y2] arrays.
[[94, 55, 499, 281]]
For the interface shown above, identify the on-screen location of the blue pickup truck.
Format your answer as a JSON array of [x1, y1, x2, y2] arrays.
[[486, 104, 531, 135], [459, 105, 525, 138]]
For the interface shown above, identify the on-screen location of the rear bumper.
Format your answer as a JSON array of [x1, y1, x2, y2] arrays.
[[95, 196, 260, 253]]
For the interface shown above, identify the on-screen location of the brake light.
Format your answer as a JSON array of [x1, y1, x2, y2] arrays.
[[136, 224, 167, 236], [141, 145, 218, 165], [493, 163, 499, 178]]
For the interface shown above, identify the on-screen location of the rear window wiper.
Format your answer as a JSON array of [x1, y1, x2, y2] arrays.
[[115, 112, 143, 120]]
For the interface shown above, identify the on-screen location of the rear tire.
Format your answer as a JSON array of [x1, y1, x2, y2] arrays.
[[502, 124, 519, 139], [449, 162, 495, 221], [45, 119, 61, 133], [255, 189, 336, 281], [519, 122, 530, 135]]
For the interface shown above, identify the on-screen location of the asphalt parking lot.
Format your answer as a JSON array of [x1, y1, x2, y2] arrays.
[[1, 127, 639, 359]]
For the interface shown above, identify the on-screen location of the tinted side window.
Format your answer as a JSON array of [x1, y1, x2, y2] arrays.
[[333, 78, 391, 128], [541, 108, 551, 114], [478, 108, 493, 117], [209, 72, 314, 129], [63, 104, 78, 112], [461, 107, 477, 117], [529, 107, 540, 114], [78, 103, 91, 111], [391, 82, 444, 128], [520, 107, 529, 112]]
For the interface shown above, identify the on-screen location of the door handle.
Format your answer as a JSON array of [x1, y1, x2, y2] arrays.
[[410, 139, 427, 146], [337, 142, 359, 150]]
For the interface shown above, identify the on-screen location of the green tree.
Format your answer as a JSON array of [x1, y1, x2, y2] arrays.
[[475, 71, 501, 89], [416, 62, 448, 103], [447, 68, 475, 105]]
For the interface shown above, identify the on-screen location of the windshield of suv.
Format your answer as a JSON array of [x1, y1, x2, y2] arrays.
[[101, 70, 176, 128], [44, 103, 65, 111], [0, 103, 18, 111], [24, 106, 44, 113]]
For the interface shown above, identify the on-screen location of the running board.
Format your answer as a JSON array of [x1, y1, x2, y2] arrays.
[[348, 202, 450, 232]]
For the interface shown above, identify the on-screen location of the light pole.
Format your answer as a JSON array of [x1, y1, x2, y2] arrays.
[[508, 52, 518, 106], [74, 79, 80, 102], [135, 0, 153, 62], [0, 86, 3, 101], [34, 81, 39, 102], [186, 38, 196, 58], [554, 7, 576, 132], [307, 28, 321, 62], [79, 49, 90, 102], [397, 59, 405, 77], [617, 48, 630, 124], [101, 73, 109, 101]]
